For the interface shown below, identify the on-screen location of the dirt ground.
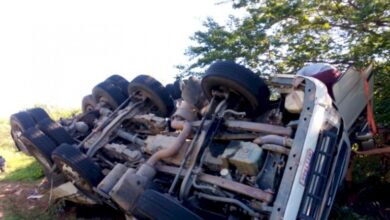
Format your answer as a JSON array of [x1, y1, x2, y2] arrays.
[[0, 181, 125, 220], [0, 181, 51, 219]]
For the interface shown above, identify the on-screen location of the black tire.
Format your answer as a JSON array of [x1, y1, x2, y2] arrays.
[[20, 127, 57, 171], [166, 80, 182, 100], [105, 74, 130, 96], [37, 118, 76, 145], [92, 81, 127, 110], [82, 95, 97, 113], [10, 111, 36, 154], [78, 110, 100, 129], [52, 144, 104, 189], [201, 61, 270, 117], [128, 75, 174, 117], [134, 190, 202, 220], [27, 107, 52, 123]]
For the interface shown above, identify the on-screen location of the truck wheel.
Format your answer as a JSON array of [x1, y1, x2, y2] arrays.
[[52, 144, 104, 190], [27, 107, 52, 123], [134, 190, 202, 220], [20, 127, 57, 171], [37, 118, 76, 145], [78, 110, 100, 129], [201, 61, 270, 117], [92, 81, 127, 110], [128, 75, 174, 117], [105, 74, 130, 96], [10, 111, 36, 154], [82, 95, 97, 113], [165, 80, 182, 100]]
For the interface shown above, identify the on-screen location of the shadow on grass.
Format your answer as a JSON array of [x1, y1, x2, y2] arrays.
[[1, 160, 44, 182]]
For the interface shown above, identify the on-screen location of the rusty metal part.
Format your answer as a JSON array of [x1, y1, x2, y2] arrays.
[[87, 101, 143, 157], [271, 74, 296, 86], [254, 135, 293, 147], [116, 129, 144, 146], [173, 120, 292, 137], [131, 114, 167, 134], [168, 97, 217, 195], [144, 135, 178, 154], [225, 120, 292, 136], [266, 108, 283, 125], [97, 163, 128, 195], [261, 144, 290, 155], [181, 76, 207, 110], [179, 99, 228, 200], [179, 129, 208, 200], [144, 135, 190, 166], [173, 100, 198, 121], [103, 143, 143, 162], [156, 164, 273, 203], [146, 120, 192, 166], [214, 132, 258, 140], [78, 97, 132, 149], [169, 116, 210, 194]]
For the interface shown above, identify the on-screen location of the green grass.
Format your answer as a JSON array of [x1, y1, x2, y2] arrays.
[[0, 148, 44, 182]]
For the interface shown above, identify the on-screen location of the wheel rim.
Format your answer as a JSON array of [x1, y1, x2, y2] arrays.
[[85, 104, 95, 112], [129, 87, 168, 116], [28, 144, 51, 170], [34, 151, 51, 170], [97, 95, 118, 110], [11, 127, 29, 153], [59, 161, 92, 191]]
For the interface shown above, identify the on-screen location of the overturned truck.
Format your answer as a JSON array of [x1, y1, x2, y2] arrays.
[[10, 61, 375, 219]]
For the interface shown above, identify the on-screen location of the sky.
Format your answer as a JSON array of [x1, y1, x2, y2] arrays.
[[0, 0, 241, 117]]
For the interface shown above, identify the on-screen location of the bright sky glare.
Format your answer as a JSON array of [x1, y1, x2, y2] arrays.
[[0, 0, 239, 117]]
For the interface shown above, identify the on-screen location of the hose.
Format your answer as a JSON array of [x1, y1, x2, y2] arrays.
[[253, 135, 293, 147], [146, 120, 192, 166]]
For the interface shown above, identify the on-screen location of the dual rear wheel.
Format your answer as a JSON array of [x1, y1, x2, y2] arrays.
[[88, 74, 174, 117]]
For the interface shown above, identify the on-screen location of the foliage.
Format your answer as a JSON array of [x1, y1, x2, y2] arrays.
[[179, 0, 390, 124], [330, 205, 374, 220], [0, 118, 13, 151], [373, 64, 390, 126], [352, 154, 390, 184], [32, 104, 81, 121]]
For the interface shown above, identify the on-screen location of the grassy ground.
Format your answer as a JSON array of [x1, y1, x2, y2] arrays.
[[0, 148, 44, 182]]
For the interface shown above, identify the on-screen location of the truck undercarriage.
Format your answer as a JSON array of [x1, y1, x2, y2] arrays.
[[10, 61, 375, 219]]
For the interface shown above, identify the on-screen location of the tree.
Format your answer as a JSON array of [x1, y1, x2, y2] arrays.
[[179, 0, 390, 124]]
